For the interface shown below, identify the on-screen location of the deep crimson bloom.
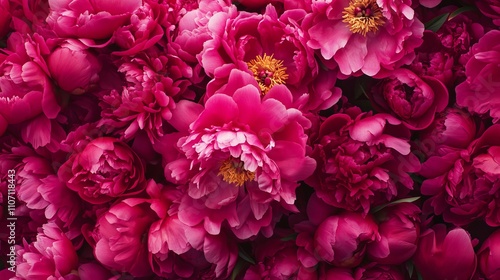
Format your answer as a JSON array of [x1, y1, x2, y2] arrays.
[[58, 137, 146, 204], [369, 68, 449, 130], [314, 211, 380, 267], [305, 0, 424, 76], [163, 83, 315, 239], [46, 0, 142, 40], [367, 202, 421, 265], [478, 230, 500, 280], [456, 30, 500, 123], [413, 225, 477, 280], [477, 0, 500, 25], [16, 222, 79, 279], [420, 125, 500, 226], [353, 263, 406, 280], [307, 110, 420, 213], [0, 0, 10, 38]]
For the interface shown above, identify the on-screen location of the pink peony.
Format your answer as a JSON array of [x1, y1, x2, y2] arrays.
[[98, 46, 193, 143], [46, 0, 142, 40], [413, 225, 477, 280], [305, 0, 424, 76], [163, 83, 315, 239], [456, 30, 500, 123], [84, 198, 156, 277], [477, 0, 500, 26], [366, 202, 421, 265], [314, 211, 380, 267], [0, 0, 10, 38], [0, 32, 60, 125], [418, 107, 477, 157], [58, 137, 146, 204], [478, 229, 500, 280], [369, 68, 449, 130], [307, 109, 420, 213], [353, 263, 406, 280], [16, 222, 79, 279], [420, 125, 500, 226], [47, 40, 101, 94]]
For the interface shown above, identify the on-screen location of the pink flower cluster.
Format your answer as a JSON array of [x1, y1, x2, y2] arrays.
[[0, 0, 499, 279]]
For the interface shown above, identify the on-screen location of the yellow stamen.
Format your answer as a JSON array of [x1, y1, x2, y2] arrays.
[[247, 54, 288, 95], [342, 0, 385, 36], [218, 158, 255, 187]]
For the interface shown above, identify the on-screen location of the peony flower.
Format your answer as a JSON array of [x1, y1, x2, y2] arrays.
[[113, 1, 165, 56], [413, 225, 477, 280], [420, 125, 500, 226], [353, 263, 406, 280], [244, 232, 317, 279], [84, 198, 156, 277], [0, 0, 10, 38], [418, 107, 477, 157], [58, 137, 146, 204], [369, 68, 449, 130], [367, 202, 421, 265], [477, 0, 500, 26], [47, 40, 101, 94], [77, 262, 114, 279], [307, 110, 420, 213], [314, 211, 380, 267], [304, 0, 424, 76], [46, 0, 142, 40], [98, 46, 193, 143], [320, 267, 355, 280], [162, 83, 315, 239], [456, 30, 500, 123], [16, 222, 79, 279], [0, 32, 60, 126], [199, 5, 340, 111], [418, 0, 442, 8], [478, 229, 500, 280]]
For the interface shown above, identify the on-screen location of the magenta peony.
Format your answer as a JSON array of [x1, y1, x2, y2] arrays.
[[46, 0, 142, 40], [163, 83, 315, 239], [84, 198, 156, 277], [307, 110, 420, 213], [353, 263, 406, 280], [58, 137, 146, 204], [478, 229, 500, 280], [367, 202, 421, 265], [47, 40, 101, 94], [0, 0, 10, 38], [456, 30, 500, 123], [477, 0, 500, 25], [304, 0, 424, 76], [314, 211, 379, 267], [420, 125, 500, 226], [16, 222, 79, 279], [413, 225, 477, 280], [369, 68, 449, 130]]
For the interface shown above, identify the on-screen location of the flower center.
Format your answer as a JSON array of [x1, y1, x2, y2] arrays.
[[247, 54, 288, 95], [342, 0, 385, 36], [218, 158, 255, 187]]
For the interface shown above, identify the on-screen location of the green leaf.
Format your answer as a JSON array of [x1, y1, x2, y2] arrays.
[[449, 6, 477, 20], [425, 12, 450, 32], [406, 261, 415, 278], [280, 233, 298, 242], [371, 197, 420, 213], [230, 259, 246, 280], [238, 248, 255, 265]]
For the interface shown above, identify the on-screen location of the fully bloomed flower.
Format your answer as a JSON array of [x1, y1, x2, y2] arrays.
[[369, 68, 449, 130], [0, 32, 60, 126], [420, 125, 500, 226], [314, 211, 380, 267], [307, 109, 420, 213], [418, 107, 477, 157], [163, 83, 315, 239], [477, 0, 500, 25], [84, 198, 156, 277], [456, 30, 500, 123], [304, 0, 424, 76], [366, 202, 421, 265], [58, 137, 146, 204], [16, 222, 79, 279], [98, 46, 193, 142], [46, 0, 142, 40], [413, 225, 477, 280], [478, 229, 500, 279]]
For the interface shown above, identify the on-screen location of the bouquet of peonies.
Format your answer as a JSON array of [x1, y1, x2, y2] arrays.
[[1, 0, 500, 279]]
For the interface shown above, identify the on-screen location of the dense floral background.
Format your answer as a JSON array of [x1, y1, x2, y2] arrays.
[[0, 0, 499, 279]]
